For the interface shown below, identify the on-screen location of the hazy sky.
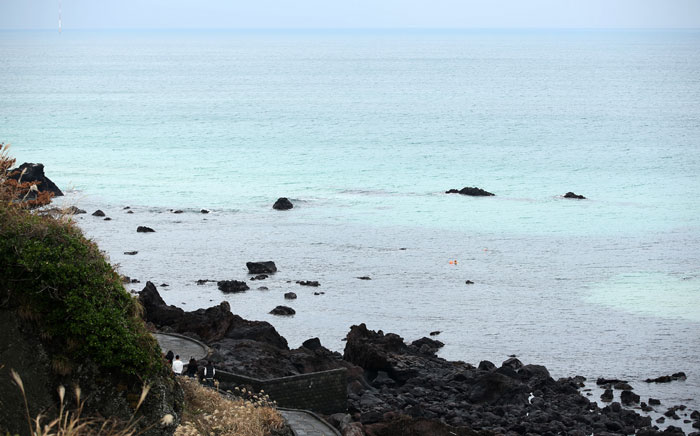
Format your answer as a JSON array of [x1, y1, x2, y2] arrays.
[[1, 0, 699, 30]]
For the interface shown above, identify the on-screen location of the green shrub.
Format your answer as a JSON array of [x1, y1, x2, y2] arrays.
[[0, 196, 163, 377]]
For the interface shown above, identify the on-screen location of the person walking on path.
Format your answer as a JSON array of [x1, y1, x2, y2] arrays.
[[186, 357, 198, 378], [172, 355, 184, 375], [203, 361, 215, 386]]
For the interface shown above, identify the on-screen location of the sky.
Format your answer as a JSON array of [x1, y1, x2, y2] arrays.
[[1, 0, 699, 30]]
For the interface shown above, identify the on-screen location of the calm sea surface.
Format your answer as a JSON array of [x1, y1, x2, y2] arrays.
[[2, 29, 699, 420]]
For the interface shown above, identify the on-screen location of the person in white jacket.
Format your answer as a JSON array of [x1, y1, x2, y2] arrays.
[[172, 355, 184, 375], [203, 361, 215, 386]]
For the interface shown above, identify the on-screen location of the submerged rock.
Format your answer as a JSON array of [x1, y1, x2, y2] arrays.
[[273, 197, 293, 210], [445, 187, 495, 196], [297, 280, 320, 287], [645, 372, 687, 383], [270, 305, 295, 316], [217, 280, 249, 293], [563, 191, 586, 199]]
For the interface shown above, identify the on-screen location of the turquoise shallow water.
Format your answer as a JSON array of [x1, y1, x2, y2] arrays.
[[2, 29, 700, 420]]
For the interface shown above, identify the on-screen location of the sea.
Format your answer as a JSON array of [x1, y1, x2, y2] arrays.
[[1, 29, 699, 427]]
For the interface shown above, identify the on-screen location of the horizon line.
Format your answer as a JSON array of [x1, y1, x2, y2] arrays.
[[2, 26, 700, 32]]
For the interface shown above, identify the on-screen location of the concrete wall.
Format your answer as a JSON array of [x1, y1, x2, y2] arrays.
[[215, 368, 347, 414]]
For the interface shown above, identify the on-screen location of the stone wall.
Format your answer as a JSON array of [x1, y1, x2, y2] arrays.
[[215, 368, 347, 414]]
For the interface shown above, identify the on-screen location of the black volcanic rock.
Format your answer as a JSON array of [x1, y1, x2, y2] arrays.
[[270, 306, 295, 316], [446, 187, 495, 196], [137, 226, 155, 233], [139, 281, 287, 348], [564, 192, 586, 199], [297, 280, 320, 287], [273, 197, 293, 210], [7, 162, 63, 196], [217, 280, 249, 293], [645, 372, 687, 383], [284, 292, 297, 299], [246, 261, 277, 274], [92, 209, 105, 217]]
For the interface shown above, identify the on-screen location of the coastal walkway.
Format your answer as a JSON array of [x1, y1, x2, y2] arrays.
[[153, 333, 341, 436], [153, 332, 210, 360], [279, 409, 341, 436]]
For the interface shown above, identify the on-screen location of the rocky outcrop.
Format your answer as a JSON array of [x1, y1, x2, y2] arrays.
[[246, 261, 277, 274], [139, 282, 287, 348], [564, 192, 586, 199], [7, 163, 63, 196], [446, 187, 495, 196], [340, 323, 652, 434], [273, 197, 293, 210]]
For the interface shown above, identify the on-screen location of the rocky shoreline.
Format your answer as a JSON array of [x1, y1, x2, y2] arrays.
[[139, 282, 699, 436]]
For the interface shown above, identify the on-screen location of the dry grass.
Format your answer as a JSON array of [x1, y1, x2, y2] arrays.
[[176, 378, 285, 436], [9, 369, 173, 436], [1, 143, 54, 209]]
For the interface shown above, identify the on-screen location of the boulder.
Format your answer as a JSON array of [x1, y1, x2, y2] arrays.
[[601, 389, 614, 402], [297, 280, 320, 287], [124, 251, 138, 255], [66, 206, 86, 214], [270, 306, 295, 316], [563, 192, 586, 199], [620, 390, 640, 405], [468, 371, 529, 404], [411, 337, 444, 350], [217, 280, 249, 293], [246, 261, 277, 274], [445, 187, 495, 196], [501, 357, 523, 370], [7, 163, 63, 196], [92, 209, 105, 217], [478, 360, 497, 371], [284, 292, 297, 299], [224, 315, 289, 349], [273, 197, 293, 210], [302, 337, 322, 350], [137, 226, 155, 233]]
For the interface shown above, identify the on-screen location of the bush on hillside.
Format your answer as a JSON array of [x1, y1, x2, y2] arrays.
[[0, 143, 163, 377]]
